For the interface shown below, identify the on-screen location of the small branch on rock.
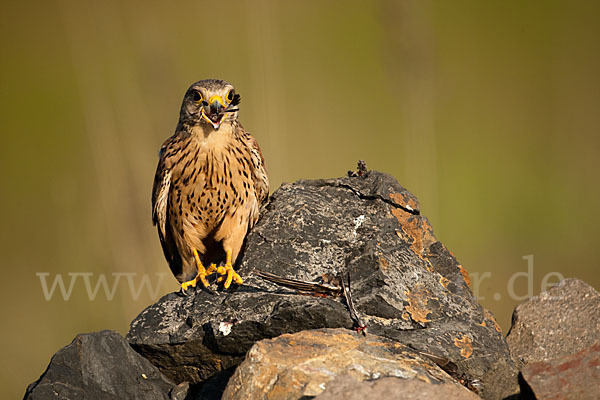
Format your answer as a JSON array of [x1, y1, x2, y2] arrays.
[[255, 270, 368, 336], [341, 272, 367, 335]]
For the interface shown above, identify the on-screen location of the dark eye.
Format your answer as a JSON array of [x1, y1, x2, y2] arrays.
[[226, 89, 235, 102], [192, 90, 202, 102]]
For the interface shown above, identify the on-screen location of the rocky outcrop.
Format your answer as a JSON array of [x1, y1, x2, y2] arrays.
[[24, 330, 174, 400], [27, 168, 600, 399], [222, 328, 467, 399], [126, 170, 518, 399], [506, 278, 600, 367], [27, 167, 600, 400]]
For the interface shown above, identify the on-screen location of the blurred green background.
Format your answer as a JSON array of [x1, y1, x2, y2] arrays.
[[1, 0, 599, 396]]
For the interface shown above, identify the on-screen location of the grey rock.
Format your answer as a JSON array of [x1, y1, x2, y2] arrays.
[[169, 382, 190, 400], [127, 291, 352, 385], [507, 278, 600, 367], [24, 330, 174, 400], [127, 170, 518, 399]]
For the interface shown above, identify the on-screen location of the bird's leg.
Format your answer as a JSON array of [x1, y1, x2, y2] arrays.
[[216, 249, 243, 289], [180, 248, 211, 294]]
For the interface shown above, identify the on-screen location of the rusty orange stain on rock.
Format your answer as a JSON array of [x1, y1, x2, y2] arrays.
[[403, 285, 434, 323], [378, 255, 390, 270], [483, 309, 502, 333], [454, 335, 473, 359], [395, 229, 405, 240], [389, 193, 420, 212], [439, 276, 450, 289], [401, 311, 411, 321], [391, 209, 436, 260], [457, 264, 471, 288]]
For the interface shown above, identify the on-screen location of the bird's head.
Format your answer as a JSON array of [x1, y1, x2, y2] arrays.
[[179, 79, 241, 130]]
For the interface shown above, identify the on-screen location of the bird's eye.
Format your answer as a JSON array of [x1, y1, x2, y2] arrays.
[[226, 89, 235, 102], [192, 90, 202, 103]]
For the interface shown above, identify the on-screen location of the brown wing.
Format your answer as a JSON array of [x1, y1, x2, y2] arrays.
[[239, 125, 269, 206], [151, 138, 182, 277]]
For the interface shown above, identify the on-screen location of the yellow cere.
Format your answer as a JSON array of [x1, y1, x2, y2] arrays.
[[208, 95, 226, 107]]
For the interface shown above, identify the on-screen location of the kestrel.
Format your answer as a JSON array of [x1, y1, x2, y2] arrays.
[[152, 79, 269, 293]]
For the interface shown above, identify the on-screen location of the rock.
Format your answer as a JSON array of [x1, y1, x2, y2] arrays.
[[222, 328, 474, 400], [127, 290, 352, 384], [168, 382, 190, 400], [127, 170, 518, 399], [507, 278, 600, 367], [314, 374, 481, 400], [519, 343, 600, 400], [24, 330, 174, 400]]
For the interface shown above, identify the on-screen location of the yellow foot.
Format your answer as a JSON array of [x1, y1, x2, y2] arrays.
[[216, 264, 243, 288], [180, 276, 198, 295], [180, 250, 216, 295], [216, 250, 243, 289]]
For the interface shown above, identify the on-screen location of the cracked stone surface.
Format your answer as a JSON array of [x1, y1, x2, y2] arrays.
[[127, 170, 518, 399]]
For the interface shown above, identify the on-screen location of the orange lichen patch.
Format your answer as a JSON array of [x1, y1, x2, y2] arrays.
[[378, 255, 390, 270], [395, 229, 406, 241], [454, 335, 473, 359], [439, 276, 450, 289], [401, 311, 411, 321], [393, 342, 404, 350], [483, 309, 502, 333], [389, 192, 420, 212], [391, 210, 436, 261], [404, 285, 435, 323], [457, 264, 471, 288]]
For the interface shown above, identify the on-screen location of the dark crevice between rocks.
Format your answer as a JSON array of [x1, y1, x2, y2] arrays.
[[188, 366, 237, 400], [323, 180, 421, 216], [514, 372, 535, 400]]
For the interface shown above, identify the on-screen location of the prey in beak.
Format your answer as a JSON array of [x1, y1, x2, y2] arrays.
[[201, 95, 228, 130]]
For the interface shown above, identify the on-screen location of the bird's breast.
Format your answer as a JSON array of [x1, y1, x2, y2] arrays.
[[170, 134, 255, 233]]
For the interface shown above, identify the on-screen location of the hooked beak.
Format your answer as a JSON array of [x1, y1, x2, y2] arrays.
[[201, 95, 227, 130]]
